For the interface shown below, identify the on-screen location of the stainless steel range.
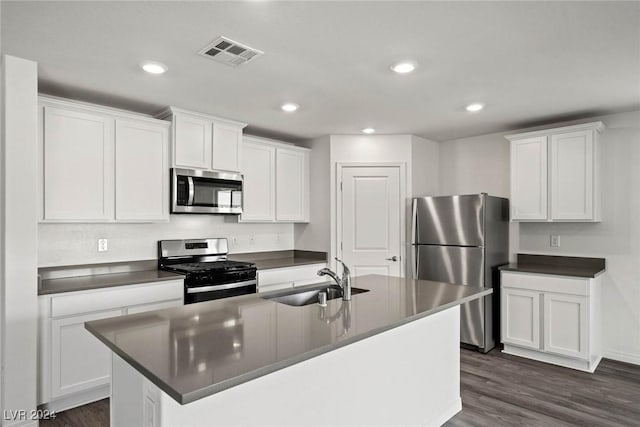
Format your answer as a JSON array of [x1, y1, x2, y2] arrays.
[[158, 238, 257, 304]]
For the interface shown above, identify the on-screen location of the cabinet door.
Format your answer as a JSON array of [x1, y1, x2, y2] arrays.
[[240, 141, 276, 221], [543, 293, 588, 359], [43, 106, 114, 221], [501, 288, 540, 349], [510, 136, 548, 220], [212, 122, 243, 172], [276, 148, 309, 222], [173, 113, 212, 169], [115, 119, 169, 221], [50, 309, 123, 398], [550, 130, 594, 220]]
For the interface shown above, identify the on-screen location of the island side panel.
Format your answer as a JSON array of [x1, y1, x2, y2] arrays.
[[142, 305, 461, 427]]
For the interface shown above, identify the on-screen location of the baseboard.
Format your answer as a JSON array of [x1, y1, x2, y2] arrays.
[[603, 349, 640, 366], [502, 345, 599, 373], [424, 397, 462, 427], [38, 385, 109, 414]]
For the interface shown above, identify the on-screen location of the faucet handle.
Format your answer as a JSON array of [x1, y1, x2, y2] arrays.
[[334, 257, 351, 277]]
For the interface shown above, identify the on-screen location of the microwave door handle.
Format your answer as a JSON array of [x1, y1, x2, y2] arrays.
[[187, 176, 195, 205]]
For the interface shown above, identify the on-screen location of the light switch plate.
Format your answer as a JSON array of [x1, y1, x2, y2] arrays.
[[550, 235, 560, 247], [98, 238, 108, 252]]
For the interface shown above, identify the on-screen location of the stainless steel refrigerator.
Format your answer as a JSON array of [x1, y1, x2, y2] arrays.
[[411, 194, 509, 353]]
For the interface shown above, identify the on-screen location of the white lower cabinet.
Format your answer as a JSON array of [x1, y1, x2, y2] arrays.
[[501, 271, 601, 372], [543, 293, 588, 359], [39, 279, 183, 411], [50, 309, 122, 399], [502, 288, 540, 350], [257, 263, 327, 293]]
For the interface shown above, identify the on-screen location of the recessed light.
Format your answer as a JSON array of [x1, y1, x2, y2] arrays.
[[362, 128, 376, 134], [141, 61, 168, 74], [281, 103, 299, 112], [465, 103, 484, 112], [390, 61, 417, 74]]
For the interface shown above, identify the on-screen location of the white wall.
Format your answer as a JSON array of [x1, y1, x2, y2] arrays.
[[294, 136, 330, 252], [38, 218, 294, 267], [438, 131, 510, 198], [411, 135, 440, 197], [1, 55, 39, 427], [439, 110, 640, 365]]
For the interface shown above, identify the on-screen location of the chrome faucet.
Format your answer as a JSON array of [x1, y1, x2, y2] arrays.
[[317, 257, 352, 300]]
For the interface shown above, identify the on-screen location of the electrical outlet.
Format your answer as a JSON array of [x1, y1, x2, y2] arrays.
[[230, 236, 238, 246], [98, 238, 108, 252], [550, 235, 560, 248], [249, 236, 255, 245]]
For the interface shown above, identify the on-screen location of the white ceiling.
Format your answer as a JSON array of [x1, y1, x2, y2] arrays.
[[2, 1, 639, 142]]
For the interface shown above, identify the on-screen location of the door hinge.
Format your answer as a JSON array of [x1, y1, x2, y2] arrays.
[[340, 182, 343, 191], [340, 242, 343, 251]]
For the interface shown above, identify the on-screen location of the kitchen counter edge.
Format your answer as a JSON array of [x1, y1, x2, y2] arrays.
[[39, 270, 185, 296]]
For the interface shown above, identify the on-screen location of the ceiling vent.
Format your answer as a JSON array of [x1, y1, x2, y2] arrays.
[[198, 37, 264, 67]]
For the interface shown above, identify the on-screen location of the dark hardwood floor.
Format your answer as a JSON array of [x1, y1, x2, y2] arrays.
[[446, 348, 640, 427], [41, 348, 640, 426], [40, 397, 108, 427]]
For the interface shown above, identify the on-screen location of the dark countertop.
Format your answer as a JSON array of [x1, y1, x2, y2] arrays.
[[499, 254, 606, 278], [229, 250, 327, 270], [37, 251, 326, 296], [39, 270, 185, 296], [86, 274, 490, 405]]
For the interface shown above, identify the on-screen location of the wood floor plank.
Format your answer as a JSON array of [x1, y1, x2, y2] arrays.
[[40, 348, 640, 426], [447, 348, 640, 427]]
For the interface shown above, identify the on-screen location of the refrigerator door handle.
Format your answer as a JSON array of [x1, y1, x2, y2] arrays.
[[411, 199, 418, 245]]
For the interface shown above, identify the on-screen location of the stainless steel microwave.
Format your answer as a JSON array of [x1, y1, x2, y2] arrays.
[[171, 168, 243, 214]]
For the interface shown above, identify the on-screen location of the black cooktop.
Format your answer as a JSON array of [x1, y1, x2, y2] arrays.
[[164, 260, 255, 275]]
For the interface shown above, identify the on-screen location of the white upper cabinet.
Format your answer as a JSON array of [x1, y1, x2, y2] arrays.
[[43, 106, 115, 221], [40, 96, 170, 223], [510, 136, 548, 220], [507, 121, 604, 222], [159, 107, 246, 173], [240, 136, 310, 223], [276, 148, 309, 221], [173, 113, 212, 169], [115, 119, 169, 221], [241, 139, 276, 221], [550, 130, 594, 221], [212, 122, 244, 172]]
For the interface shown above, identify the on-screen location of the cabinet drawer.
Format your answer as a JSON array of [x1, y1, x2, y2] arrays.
[[257, 264, 326, 287], [501, 272, 589, 296], [51, 280, 183, 318]]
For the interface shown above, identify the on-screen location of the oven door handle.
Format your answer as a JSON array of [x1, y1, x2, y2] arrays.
[[186, 279, 257, 294]]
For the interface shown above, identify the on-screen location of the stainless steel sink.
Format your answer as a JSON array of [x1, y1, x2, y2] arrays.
[[262, 284, 369, 307]]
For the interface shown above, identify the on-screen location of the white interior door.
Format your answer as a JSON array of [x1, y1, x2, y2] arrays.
[[340, 166, 402, 278]]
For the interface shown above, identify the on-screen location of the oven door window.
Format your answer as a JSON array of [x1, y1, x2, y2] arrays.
[[192, 177, 242, 209]]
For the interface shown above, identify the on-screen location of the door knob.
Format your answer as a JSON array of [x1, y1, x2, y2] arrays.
[[386, 256, 398, 262]]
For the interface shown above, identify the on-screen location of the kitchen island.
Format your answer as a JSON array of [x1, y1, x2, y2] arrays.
[[86, 274, 490, 426]]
